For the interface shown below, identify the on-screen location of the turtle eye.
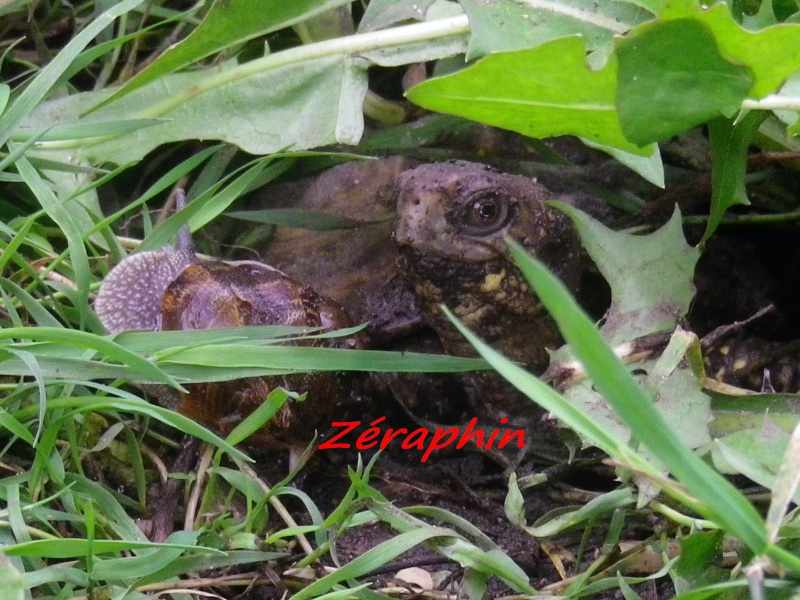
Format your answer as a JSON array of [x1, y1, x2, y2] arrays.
[[460, 194, 513, 236]]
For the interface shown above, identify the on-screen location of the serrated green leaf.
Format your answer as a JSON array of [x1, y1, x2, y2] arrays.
[[674, 530, 727, 592], [766, 419, 800, 542], [502, 236, 767, 554], [553, 203, 699, 344], [662, 1, 800, 99], [564, 352, 712, 453]]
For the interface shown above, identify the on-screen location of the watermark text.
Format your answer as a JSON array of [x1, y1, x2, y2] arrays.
[[319, 417, 525, 462]]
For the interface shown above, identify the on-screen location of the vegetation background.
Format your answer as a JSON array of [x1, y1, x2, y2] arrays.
[[2, 0, 800, 598]]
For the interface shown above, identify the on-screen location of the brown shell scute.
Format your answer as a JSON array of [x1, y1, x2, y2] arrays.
[[155, 260, 359, 444], [159, 262, 346, 332]]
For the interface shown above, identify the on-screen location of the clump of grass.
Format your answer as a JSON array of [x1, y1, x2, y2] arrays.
[[3, 1, 800, 599]]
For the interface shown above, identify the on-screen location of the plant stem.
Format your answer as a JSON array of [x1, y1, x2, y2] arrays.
[[36, 15, 470, 151], [743, 95, 800, 111], [683, 209, 800, 226], [136, 15, 469, 120], [651, 501, 719, 530]]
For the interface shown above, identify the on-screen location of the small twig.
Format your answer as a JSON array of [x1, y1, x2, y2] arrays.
[[135, 572, 267, 593], [185, 442, 214, 532], [149, 436, 202, 543], [748, 150, 800, 167], [237, 460, 315, 556], [140, 443, 170, 484], [701, 305, 776, 350], [642, 174, 712, 220]]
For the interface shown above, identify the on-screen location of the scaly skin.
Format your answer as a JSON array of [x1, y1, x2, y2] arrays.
[[395, 160, 581, 373], [395, 161, 581, 425]]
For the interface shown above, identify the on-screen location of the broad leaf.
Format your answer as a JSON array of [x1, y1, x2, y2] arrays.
[[616, 18, 753, 145], [581, 137, 664, 187], [552, 203, 699, 344], [502, 237, 768, 554], [24, 56, 367, 164], [673, 531, 728, 593], [662, 1, 800, 98], [565, 355, 712, 453], [407, 37, 646, 154], [95, 0, 354, 110], [714, 426, 790, 487], [359, 0, 437, 31], [461, 0, 652, 60], [705, 112, 767, 242]]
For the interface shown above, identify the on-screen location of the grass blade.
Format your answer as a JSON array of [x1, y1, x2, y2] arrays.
[[0, 0, 143, 146], [0, 327, 184, 389], [503, 236, 767, 553]]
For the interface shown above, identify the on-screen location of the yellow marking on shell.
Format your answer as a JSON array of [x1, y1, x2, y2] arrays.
[[454, 299, 488, 326], [462, 305, 490, 326], [480, 270, 506, 293], [733, 358, 748, 371]]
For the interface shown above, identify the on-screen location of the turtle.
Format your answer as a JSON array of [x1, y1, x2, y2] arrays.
[[251, 159, 583, 424]]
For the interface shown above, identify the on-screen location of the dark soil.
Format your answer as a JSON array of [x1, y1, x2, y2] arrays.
[[134, 124, 800, 599]]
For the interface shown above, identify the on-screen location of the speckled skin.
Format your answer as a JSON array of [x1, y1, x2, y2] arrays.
[[95, 239, 360, 448], [395, 161, 581, 374]]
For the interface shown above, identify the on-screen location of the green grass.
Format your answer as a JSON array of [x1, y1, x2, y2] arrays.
[[2, 1, 800, 599]]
